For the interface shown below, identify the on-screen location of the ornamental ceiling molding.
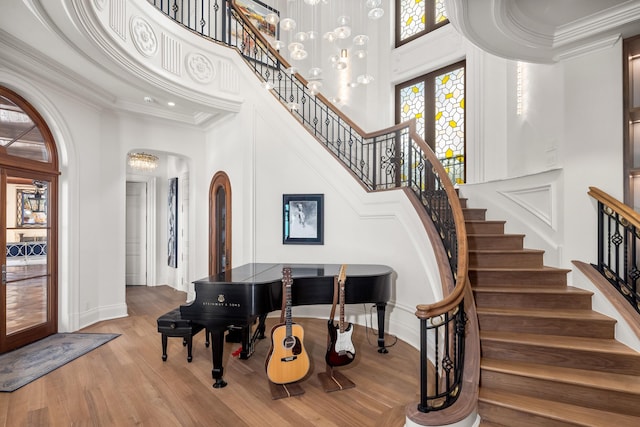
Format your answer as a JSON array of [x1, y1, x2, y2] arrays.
[[445, 0, 640, 63], [61, 0, 242, 112]]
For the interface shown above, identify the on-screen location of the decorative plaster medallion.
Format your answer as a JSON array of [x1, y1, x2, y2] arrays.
[[94, 0, 106, 11], [186, 53, 215, 84], [130, 16, 158, 57]]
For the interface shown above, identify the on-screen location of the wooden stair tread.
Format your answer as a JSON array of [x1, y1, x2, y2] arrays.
[[470, 266, 571, 273], [480, 330, 637, 354], [477, 307, 615, 321], [481, 358, 640, 393], [468, 233, 525, 238], [470, 248, 544, 254], [473, 285, 592, 295], [479, 388, 640, 425]]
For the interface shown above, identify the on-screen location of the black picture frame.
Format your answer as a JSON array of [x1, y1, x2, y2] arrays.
[[226, 0, 280, 67], [168, 177, 178, 268], [283, 194, 324, 245]]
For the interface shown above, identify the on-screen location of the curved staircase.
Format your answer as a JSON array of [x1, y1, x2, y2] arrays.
[[461, 200, 640, 426]]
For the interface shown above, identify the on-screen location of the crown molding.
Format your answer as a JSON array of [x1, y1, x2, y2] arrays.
[[445, 0, 640, 63], [0, 29, 114, 108]]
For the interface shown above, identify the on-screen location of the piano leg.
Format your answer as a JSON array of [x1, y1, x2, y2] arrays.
[[210, 329, 228, 388], [375, 302, 389, 354]]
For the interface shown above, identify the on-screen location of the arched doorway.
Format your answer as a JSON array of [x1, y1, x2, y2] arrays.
[[209, 171, 231, 276], [0, 86, 59, 353]]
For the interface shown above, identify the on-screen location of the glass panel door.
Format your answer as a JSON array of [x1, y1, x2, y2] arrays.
[[1, 170, 53, 350]]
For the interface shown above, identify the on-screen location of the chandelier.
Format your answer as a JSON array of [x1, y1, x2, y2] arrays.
[[128, 152, 159, 171], [267, 0, 384, 104]]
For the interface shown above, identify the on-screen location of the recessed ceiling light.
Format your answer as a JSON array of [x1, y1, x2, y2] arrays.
[[167, 101, 175, 107], [144, 96, 154, 103]]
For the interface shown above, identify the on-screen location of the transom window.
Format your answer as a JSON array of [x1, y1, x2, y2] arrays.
[[396, 0, 449, 47]]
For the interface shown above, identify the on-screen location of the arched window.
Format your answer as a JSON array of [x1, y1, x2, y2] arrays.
[[0, 86, 59, 353]]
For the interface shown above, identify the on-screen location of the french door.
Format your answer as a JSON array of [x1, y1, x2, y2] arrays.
[[0, 169, 57, 352], [0, 86, 59, 353]]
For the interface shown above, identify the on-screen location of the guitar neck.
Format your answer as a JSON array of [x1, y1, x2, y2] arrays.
[[285, 281, 293, 337], [338, 264, 347, 333], [283, 267, 293, 338]]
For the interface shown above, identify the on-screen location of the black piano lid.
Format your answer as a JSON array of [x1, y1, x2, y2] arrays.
[[194, 263, 393, 285]]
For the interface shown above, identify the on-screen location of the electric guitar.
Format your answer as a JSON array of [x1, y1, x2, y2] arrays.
[[265, 267, 310, 384], [325, 264, 356, 367]]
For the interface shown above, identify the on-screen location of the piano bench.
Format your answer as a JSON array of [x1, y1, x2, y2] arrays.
[[157, 308, 209, 363]]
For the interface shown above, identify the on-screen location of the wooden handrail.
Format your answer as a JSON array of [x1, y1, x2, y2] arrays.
[[588, 186, 640, 229], [412, 129, 469, 318]]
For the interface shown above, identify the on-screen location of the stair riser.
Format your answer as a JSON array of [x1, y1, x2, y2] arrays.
[[469, 252, 543, 268], [468, 235, 524, 250], [477, 313, 615, 339], [478, 402, 577, 427], [469, 269, 568, 287], [481, 370, 640, 417], [463, 208, 487, 220], [466, 222, 505, 234], [481, 340, 640, 375], [473, 291, 593, 310]]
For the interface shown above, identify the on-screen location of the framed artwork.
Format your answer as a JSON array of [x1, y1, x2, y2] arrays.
[[168, 177, 178, 268], [283, 194, 324, 245], [227, 0, 279, 66]]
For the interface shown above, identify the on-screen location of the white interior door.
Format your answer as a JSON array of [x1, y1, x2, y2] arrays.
[[126, 181, 147, 285]]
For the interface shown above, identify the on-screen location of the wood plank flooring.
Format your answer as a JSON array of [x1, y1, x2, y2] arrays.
[[0, 285, 420, 426]]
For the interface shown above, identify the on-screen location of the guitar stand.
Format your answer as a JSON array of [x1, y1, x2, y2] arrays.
[[268, 380, 305, 400], [318, 365, 355, 393]]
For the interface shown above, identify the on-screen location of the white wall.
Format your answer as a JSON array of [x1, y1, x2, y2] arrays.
[[461, 39, 624, 274], [202, 66, 443, 347]]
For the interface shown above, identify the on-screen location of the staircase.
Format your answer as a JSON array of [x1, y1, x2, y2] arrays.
[[461, 200, 640, 426]]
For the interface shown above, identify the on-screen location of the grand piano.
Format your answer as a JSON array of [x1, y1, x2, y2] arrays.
[[180, 263, 393, 388]]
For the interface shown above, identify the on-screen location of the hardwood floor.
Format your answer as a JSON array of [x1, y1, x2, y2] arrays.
[[0, 285, 420, 426]]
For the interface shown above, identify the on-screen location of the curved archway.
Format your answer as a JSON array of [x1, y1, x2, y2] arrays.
[[0, 85, 59, 353], [209, 171, 231, 276]]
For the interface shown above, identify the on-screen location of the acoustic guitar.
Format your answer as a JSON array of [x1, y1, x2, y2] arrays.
[[325, 264, 356, 367], [265, 267, 310, 384]]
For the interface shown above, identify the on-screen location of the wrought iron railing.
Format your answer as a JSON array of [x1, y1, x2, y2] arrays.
[[148, 0, 473, 417], [588, 187, 640, 314]]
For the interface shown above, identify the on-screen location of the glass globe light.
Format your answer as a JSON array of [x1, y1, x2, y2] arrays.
[[354, 49, 367, 59], [368, 8, 384, 19], [365, 0, 381, 7], [308, 67, 323, 78], [294, 31, 308, 42], [307, 80, 323, 95], [335, 61, 347, 70], [337, 15, 351, 26], [353, 35, 369, 46], [288, 42, 304, 52], [323, 31, 337, 42], [280, 18, 296, 31], [334, 25, 351, 39], [271, 40, 285, 50], [357, 74, 374, 84], [265, 13, 279, 25], [290, 49, 308, 60]]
